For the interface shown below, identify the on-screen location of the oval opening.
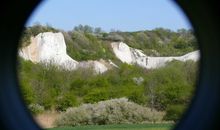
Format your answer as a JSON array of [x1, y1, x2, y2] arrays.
[[17, 0, 200, 129]]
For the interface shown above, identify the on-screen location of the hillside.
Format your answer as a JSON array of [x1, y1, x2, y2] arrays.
[[19, 25, 199, 71], [19, 32, 111, 73], [18, 24, 199, 124], [20, 24, 198, 61], [19, 31, 199, 72]]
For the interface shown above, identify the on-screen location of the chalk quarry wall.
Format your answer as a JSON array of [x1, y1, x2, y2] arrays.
[[111, 42, 200, 69], [19, 32, 109, 73], [19, 32, 200, 73]]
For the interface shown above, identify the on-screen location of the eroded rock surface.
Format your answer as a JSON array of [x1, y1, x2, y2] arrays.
[[111, 42, 200, 69], [19, 32, 110, 73]]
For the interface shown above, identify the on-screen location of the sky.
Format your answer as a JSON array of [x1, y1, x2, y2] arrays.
[[26, 0, 192, 32]]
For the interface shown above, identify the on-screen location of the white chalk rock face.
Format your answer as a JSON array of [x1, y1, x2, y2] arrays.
[[111, 42, 200, 69], [111, 42, 146, 64], [19, 32, 78, 70], [111, 42, 133, 63], [19, 32, 109, 73]]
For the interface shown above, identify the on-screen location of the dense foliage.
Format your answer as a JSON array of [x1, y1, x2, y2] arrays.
[[18, 57, 198, 121], [55, 98, 164, 126]]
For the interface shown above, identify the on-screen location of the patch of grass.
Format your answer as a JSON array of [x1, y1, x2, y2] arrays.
[[47, 123, 173, 130]]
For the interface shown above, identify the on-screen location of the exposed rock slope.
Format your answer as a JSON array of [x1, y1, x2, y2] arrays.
[[19, 32, 109, 73], [111, 42, 200, 69], [19, 32, 200, 73]]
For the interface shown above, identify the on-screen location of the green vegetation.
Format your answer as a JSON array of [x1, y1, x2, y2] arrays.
[[20, 24, 198, 61], [47, 124, 173, 130], [18, 57, 198, 122], [18, 24, 199, 125], [55, 98, 164, 126], [19, 23, 59, 47]]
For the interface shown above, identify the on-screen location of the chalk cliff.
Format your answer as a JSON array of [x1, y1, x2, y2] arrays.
[[111, 42, 200, 69], [19, 32, 109, 73], [19, 32, 200, 73]]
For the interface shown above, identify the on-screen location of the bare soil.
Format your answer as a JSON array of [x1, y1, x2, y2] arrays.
[[34, 111, 60, 128]]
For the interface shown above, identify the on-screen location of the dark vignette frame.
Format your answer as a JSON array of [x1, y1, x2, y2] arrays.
[[0, 0, 219, 130]]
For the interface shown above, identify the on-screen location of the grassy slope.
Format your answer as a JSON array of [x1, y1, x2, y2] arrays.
[[47, 124, 173, 130]]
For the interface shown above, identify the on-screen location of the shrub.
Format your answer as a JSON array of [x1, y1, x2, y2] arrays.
[[28, 104, 44, 115], [55, 98, 164, 126], [128, 89, 147, 105], [163, 104, 186, 122], [144, 60, 196, 110], [104, 33, 124, 41], [19, 79, 35, 105], [55, 92, 79, 111], [83, 88, 109, 103]]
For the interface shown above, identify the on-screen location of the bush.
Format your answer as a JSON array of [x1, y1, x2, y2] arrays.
[[55, 92, 79, 111], [55, 98, 164, 126], [163, 104, 186, 122], [128, 89, 147, 105], [83, 88, 110, 103], [28, 104, 44, 115], [144, 60, 196, 110], [19, 79, 35, 105], [104, 33, 124, 41]]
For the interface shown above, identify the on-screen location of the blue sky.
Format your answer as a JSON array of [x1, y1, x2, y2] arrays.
[[26, 0, 192, 32]]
